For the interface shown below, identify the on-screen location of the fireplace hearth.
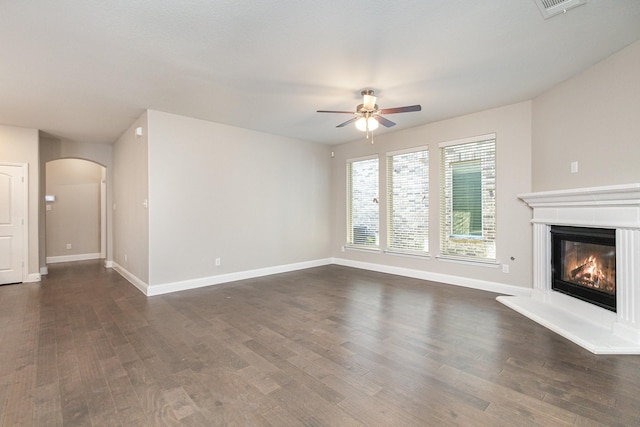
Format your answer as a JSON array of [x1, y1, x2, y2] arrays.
[[498, 183, 640, 354]]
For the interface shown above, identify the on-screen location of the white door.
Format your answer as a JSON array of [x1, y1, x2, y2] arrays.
[[0, 164, 25, 284]]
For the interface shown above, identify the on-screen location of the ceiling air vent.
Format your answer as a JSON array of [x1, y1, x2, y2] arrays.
[[535, 0, 586, 19]]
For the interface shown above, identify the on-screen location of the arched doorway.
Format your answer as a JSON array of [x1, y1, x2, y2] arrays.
[[45, 159, 106, 265]]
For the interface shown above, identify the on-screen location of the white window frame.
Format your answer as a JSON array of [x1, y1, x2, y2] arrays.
[[439, 133, 497, 263], [386, 146, 429, 257], [346, 155, 380, 250]]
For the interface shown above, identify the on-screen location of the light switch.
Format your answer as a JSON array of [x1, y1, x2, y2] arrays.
[[571, 161, 579, 173]]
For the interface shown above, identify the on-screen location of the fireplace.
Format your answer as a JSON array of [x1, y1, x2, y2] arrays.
[[497, 183, 640, 354], [550, 226, 616, 312]]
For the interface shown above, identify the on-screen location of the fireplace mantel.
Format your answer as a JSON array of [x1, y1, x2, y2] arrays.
[[498, 183, 640, 354]]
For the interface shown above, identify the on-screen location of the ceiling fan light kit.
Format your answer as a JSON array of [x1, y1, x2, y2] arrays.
[[317, 89, 421, 144], [355, 116, 379, 132]]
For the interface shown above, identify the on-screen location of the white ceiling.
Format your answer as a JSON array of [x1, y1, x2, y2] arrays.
[[1, 1, 639, 145]]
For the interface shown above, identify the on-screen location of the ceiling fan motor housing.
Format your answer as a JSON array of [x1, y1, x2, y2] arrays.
[[356, 103, 379, 114], [361, 90, 377, 111]]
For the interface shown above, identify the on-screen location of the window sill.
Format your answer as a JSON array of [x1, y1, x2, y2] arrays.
[[448, 235, 485, 243], [436, 256, 499, 268], [344, 245, 381, 254], [385, 249, 431, 260]]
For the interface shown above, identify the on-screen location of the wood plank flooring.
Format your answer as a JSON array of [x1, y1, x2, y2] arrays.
[[1, 260, 640, 426]]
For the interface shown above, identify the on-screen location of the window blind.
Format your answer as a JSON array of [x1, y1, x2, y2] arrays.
[[347, 157, 379, 247], [387, 148, 429, 254], [440, 137, 496, 261]]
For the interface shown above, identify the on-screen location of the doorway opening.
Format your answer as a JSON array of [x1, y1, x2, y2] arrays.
[[45, 159, 106, 265]]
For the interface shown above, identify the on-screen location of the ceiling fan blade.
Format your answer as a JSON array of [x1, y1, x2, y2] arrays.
[[378, 105, 422, 115], [317, 110, 355, 114], [336, 117, 358, 128], [374, 115, 396, 128]]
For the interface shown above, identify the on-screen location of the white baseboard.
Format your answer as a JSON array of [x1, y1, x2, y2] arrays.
[[146, 258, 333, 296], [111, 262, 149, 295], [40, 266, 49, 275], [46, 253, 102, 264], [25, 273, 41, 283], [331, 257, 532, 297], [112, 255, 530, 298], [104, 260, 114, 268]]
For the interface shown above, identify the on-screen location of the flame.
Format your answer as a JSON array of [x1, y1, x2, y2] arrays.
[[566, 253, 614, 293]]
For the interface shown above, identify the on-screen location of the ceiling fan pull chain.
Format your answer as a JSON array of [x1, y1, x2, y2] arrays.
[[365, 117, 373, 143]]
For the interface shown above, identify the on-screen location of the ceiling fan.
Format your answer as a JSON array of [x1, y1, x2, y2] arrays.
[[317, 89, 421, 142]]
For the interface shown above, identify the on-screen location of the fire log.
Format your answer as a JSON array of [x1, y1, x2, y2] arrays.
[[570, 261, 591, 279]]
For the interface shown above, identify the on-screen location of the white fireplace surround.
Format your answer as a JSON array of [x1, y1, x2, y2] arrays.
[[497, 183, 640, 354]]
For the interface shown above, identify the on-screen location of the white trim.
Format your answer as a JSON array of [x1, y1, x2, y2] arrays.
[[100, 171, 107, 258], [21, 164, 29, 283], [46, 253, 102, 264], [438, 132, 496, 148], [112, 262, 149, 295], [332, 257, 531, 297], [344, 245, 381, 253], [346, 154, 378, 163], [104, 259, 114, 268], [384, 249, 430, 260], [113, 256, 530, 298], [111, 255, 529, 299], [146, 258, 333, 296], [518, 183, 640, 229], [0, 162, 29, 283], [518, 183, 640, 209], [385, 145, 429, 157], [436, 256, 500, 268], [40, 266, 48, 275], [25, 273, 41, 282]]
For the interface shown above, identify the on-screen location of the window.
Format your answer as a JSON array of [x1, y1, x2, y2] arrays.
[[440, 134, 496, 261], [452, 160, 481, 236], [387, 147, 429, 254], [347, 156, 379, 248]]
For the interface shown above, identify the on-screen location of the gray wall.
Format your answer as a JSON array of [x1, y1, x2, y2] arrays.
[[532, 40, 640, 191], [330, 101, 533, 289], [112, 112, 150, 284], [146, 110, 332, 287]]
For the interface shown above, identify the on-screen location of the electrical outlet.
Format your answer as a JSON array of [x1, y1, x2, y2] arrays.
[[124, 254, 128, 262], [66, 243, 72, 250], [502, 264, 509, 273], [215, 258, 221, 266]]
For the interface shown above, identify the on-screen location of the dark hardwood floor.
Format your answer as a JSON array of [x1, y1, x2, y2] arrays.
[[1, 261, 639, 426]]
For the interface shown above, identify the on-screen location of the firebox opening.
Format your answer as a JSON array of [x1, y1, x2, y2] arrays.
[[551, 226, 616, 312]]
